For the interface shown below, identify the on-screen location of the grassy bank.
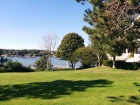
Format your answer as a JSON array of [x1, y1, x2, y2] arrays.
[[0, 67, 140, 105]]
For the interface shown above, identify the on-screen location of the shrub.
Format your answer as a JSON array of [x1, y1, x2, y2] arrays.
[[5, 59, 34, 72], [115, 61, 139, 70], [103, 60, 139, 70], [115, 61, 126, 69], [34, 56, 49, 71], [52, 68, 72, 71], [74, 47, 97, 69], [102, 60, 112, 67], [35, 68, 46, 71], [6, 59, 23, 71], [126, 62, 139, 70], [0, 66, 6, 72]]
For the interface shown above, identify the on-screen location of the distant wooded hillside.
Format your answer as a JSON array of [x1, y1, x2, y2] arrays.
[[1, 49, 56, 57]]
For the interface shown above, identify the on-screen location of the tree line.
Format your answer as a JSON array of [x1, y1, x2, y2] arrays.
[[0, 49, 52, 57], [76, 0, 140, 68], [1, 0, 140, 71], [33, 0, 140, 70]]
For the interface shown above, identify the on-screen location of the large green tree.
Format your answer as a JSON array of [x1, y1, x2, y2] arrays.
[[82, 6, 107, 66], [56, 33, 84, 69], [103, 0, 140, 68], [77, 0, 140, 68]]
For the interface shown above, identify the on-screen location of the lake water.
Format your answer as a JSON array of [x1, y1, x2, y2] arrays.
[[7, 57, 81, 68]]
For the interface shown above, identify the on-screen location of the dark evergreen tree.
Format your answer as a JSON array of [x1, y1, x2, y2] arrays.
[[83, 6, 107, 66], [34, 56, 49, 71]]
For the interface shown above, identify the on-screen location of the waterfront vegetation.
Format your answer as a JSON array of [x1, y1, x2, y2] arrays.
[[0, 1, 140, 104], [0, 59, 34, 72], [1, 58, 140, 72], [0, 67, 140, 105], [0, 49, 53, 57]]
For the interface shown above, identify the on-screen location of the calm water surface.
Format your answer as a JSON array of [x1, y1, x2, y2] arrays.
[[7, 57, 81, 68]]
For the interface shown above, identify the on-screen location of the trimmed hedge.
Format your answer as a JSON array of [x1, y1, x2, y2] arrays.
[[52, 68, 72, 71], [103, 60, 139, 70]]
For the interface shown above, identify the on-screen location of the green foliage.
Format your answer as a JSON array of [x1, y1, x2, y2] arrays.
[[76, 0, 104, 8], [34, 56, 49, 71], [0, 49, 5, 65], [74, 46, 97, 68], [68, 53, 79, 69], [81, 0, 140, 68], [77, 0, 140, 6], [103, 60, 139, 70], [0, 57, 8, 65], [1, 67, 140, 104], [0, 66, 7, 72], [52, 68, 72, 71], [115, 61, 139, 70], [0, 49, 46, 57], [129, 53, 134, 57], [0, 49, 2, 55], [3, 59, 33, 72], [82, 5, 107, 66], [6, 59, 23, 71], [102, 60, 112, 67], [56, 33, 84, 69], [56, 33, 84, 60], [128, 0, 140, 5]]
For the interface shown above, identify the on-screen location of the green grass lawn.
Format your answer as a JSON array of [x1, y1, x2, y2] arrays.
[[0, 67, 140, 105]]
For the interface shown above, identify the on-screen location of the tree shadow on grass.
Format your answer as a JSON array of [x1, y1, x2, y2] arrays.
[[107, 96, 125, 102], [127, 82, 140, 105], [128, 96, 140, 105], [0, 79, 113, 101], [133, 82, 140, 93], [107, 82, 140, 105], [107, 95, 140, 105], [134, 82, 140, 87]]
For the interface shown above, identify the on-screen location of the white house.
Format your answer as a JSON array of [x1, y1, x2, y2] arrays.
[[107, 48, 140, 63]]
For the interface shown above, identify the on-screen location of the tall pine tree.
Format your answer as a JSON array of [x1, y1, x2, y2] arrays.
[[83, 7, 107, 66], [77, 0, 140, 68]]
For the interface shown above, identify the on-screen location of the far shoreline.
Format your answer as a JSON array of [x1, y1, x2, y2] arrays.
[[2, 55, 39, 58]]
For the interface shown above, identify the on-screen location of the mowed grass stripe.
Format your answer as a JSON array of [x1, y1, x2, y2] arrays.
[[0, 67, 140, 105]]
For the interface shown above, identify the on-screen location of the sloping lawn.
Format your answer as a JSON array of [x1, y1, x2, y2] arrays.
[[0, 67, 140, 105]]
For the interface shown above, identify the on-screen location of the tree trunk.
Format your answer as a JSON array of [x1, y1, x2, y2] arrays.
[[97, 54, 101, 66], [112, 55, 116, 69], [47, 55, 50, 70], [68, 61, 75, 69]]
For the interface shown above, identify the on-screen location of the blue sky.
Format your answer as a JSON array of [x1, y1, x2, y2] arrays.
[[0, 0, 91, 50]]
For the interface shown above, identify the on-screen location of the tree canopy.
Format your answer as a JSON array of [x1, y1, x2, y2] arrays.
[[56, 33, 84, 69], [83, 5, 107, 66], [34, 56, 49, 71], [77, 0, 140, 68], [74, 46, 97, 68]]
